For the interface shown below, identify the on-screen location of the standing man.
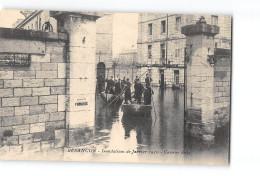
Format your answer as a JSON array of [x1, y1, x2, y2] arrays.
[[134, 79, 144, 104], [115, 79, 122, 95], [124, 78, 132, 104], [106, 76, 115, 94], [145, 74, 153, 88], [144, 86, 154, 105], [134, 76, 139, 84], [133, 76, 139, 100], [97, 73, 105, 93], [122, 77, 126, 90]]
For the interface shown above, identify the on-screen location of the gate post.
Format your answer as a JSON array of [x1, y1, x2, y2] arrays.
[[181, 17, 219, 141], [51, 12, 101, 146]]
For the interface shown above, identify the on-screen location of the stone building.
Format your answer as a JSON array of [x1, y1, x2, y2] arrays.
[[0, 11, 101, 160], [15, 10, 58, 32], [137, 14, 231, 87], [14, 10, 113, 77], [95, 14, 114, 77]]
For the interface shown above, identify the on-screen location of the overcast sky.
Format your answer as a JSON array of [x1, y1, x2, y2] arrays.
[[0, 9, 139, 56], [112, 13, 139, 56], [0, 9, 24, 27]]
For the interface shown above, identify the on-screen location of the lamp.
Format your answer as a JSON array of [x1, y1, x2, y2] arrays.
[[207, 48, 231, 67], [207, 47, 215, 66]]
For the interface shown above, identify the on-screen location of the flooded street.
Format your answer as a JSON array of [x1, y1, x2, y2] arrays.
[[94, 87, 229, 165], [94, 88, 185, 163]]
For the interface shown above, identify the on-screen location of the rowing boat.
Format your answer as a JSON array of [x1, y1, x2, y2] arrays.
[[122, 103, 152, 118]]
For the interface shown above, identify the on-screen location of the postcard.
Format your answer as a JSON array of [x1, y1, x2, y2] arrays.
[[0, 9, 231, 165]]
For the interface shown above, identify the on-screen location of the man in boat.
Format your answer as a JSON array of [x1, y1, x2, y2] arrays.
[[97, 73, 105, 93], [124, 78, 132, 104], [144, 86, 154, 105], [106, 76, 115, 94], [134, 79, 144, 104], [145, 74, 153, 88], [133, 76, 138, 100], [121, 77, 126, 90], [134, 76, 138, 84], [115, 79, 122, 95], [122, 77, 126, 90], [122, 77, 126, 84]]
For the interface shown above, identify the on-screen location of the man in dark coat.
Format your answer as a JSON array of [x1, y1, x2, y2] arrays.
[[134, 79, 144, 104], [121, 77, 126, 90], [134, 76, 138, 84], [144, 86, 154, 105], [115, 79, 122, 95], [145, 74, 153, 88], [124, 78, 132, 104], [106, 76, 115, 94], [97, 73, 105, 93], [122, 77, 126, 84]]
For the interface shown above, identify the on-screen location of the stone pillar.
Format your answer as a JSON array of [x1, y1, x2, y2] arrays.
[[181, 17, 219, 141], [51, 12, 101, 146]]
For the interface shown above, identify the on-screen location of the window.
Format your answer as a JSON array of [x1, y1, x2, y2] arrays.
[[174, 70, 180, 84], [148, 45, 152, 59], [31, 24, 33, 30], [175, 49, 181, 57], [161, 20, 166, 33], [211, 15, 218, 25], [161, 44, 166, 59], [176, 17, 181, 30], [148, 23, 152, 35]]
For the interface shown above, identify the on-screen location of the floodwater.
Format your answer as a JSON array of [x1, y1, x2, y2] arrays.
[[94, 87, 229, 165]]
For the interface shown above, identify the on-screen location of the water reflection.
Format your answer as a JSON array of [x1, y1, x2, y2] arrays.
[[94, 88, 184, 163], [94, 88, 228, 164], [122, 115, 152, 145]]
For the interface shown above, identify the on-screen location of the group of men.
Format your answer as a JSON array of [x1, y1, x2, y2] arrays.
[[132, 74, 153, 105], [97, 73, 153, 105]]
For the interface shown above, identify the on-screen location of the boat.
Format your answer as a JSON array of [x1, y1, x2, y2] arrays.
[[122, 103, 152, 118], [98, 91, 123, 105], [95, 91, 123, 115]]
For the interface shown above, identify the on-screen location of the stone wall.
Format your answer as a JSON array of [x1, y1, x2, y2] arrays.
[[0, 28, 68, 160], [214, 57, 231, 127]]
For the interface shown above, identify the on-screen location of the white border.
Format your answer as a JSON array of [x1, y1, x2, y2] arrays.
[[0, 0, 260, 175]]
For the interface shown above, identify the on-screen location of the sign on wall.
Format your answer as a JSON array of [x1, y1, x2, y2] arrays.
[[0, 53, 31, 67]]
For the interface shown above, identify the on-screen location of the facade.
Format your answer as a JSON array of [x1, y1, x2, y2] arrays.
[[15, 10, 57, 32], [137, 14, 231, 87], [95, 14, 114, 77], [14, 11, 113, 78]]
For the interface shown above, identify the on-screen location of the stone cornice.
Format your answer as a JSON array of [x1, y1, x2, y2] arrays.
[[0, 27, 68, 42], [181, 17, 219, 36]]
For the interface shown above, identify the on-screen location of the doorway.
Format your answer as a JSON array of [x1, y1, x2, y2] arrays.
[[174, 70, 179, 85], [160, 69, 165, 87]]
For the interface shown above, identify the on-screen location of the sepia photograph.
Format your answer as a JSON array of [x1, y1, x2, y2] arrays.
[[0, 9, 232, 165]]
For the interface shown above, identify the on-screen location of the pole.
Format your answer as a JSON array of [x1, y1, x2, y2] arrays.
[[98, 51, 101, 63], [166, 14, 168, 66], [184, 47, 187, 124]]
